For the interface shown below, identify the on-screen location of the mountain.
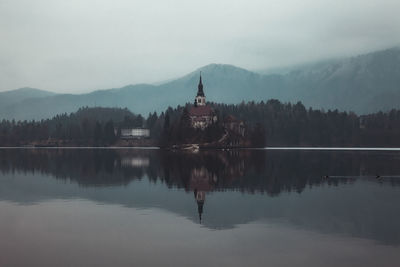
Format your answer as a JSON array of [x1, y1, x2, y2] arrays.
[[1, 84, 158, 121], [1, 47, 400, 120], [0, 65, 275, 121], [0, 87, 56, 111], [279, 47, 400, 113]]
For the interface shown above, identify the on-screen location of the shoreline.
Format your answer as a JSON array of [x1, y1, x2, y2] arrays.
[[2, 146, 400, 151]]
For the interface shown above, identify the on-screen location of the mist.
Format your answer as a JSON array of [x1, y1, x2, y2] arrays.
[[1, 0, 400, 93]]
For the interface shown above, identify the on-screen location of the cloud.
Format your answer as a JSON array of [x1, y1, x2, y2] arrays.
[[0, 0, 399, 92]]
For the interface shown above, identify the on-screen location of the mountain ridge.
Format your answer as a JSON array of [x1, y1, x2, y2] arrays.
[[2, 47, 400, 120]]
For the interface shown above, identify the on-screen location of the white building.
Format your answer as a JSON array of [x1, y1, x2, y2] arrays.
[[120, 128, 150, 139]]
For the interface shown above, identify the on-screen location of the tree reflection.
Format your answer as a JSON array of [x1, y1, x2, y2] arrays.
[[0, 149, 399, 191]]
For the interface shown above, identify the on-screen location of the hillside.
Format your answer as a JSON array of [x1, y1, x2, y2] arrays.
[[1, 47, 400, 120], [0, 84, 157, 121], [280, 47, 400, 113], [0, 87, 56, 109]]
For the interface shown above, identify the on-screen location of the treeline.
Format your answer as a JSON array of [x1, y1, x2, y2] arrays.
[[209, 100, 400, 146], [159, 100, 400, 147], [0, 107, 164, 146], [211, 100, 358, 146], [1, 100, 400, 147]]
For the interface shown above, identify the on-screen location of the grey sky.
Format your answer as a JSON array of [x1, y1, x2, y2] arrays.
[[1, 0, 400, 93]]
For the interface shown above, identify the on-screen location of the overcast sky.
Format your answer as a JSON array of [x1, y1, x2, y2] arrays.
[[1, 0, 400, 93]]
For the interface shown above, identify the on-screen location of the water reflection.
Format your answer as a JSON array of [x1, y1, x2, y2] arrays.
[[2, 148, 400, 190], [1, 148, 400, 245]]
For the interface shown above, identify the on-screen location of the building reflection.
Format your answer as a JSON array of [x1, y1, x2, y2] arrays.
[[120, 156, 150, 168], [189, 167, 218, 223], [194, 190, 205, 223]]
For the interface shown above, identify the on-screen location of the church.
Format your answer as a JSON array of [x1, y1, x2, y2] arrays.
[[189, 73, 217, 129]]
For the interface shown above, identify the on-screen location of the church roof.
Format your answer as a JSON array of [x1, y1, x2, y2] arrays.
[[189, 105, 213, 117]]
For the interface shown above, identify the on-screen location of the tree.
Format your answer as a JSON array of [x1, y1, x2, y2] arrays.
[[164, 113, 170, 133], [94, 121, 102, 145], [251, 123, 266, 147], [103, 120, 116, 145]]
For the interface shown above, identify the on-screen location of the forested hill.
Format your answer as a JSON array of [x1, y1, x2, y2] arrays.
[[2, 47, 400, 120], [0, 107, 153, 146]]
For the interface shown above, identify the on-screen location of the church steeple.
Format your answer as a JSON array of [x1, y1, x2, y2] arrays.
[[197, 72, 204, 97], [195, 72, 206, 106]]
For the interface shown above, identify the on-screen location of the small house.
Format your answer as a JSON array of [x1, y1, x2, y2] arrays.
[[120, 128, 150, 139]]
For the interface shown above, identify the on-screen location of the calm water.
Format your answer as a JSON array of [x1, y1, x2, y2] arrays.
[[1, 148, 400, 266]]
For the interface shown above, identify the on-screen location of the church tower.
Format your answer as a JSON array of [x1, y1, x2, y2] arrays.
[[189, 72, 217, 129], [195, 73, 206, 107]]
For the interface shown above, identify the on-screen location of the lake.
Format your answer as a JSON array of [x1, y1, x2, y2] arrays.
[[1, 148, 400, 266]]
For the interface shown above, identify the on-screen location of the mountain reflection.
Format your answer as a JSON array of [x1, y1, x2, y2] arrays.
[[1, 148, 400, 245]]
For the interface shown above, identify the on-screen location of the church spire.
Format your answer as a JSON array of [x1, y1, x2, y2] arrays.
[[197, 72, 204, 97], [194, 72, 206, 106]]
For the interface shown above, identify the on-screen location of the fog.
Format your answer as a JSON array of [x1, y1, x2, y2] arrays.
[[1, 0, 399, 93]]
